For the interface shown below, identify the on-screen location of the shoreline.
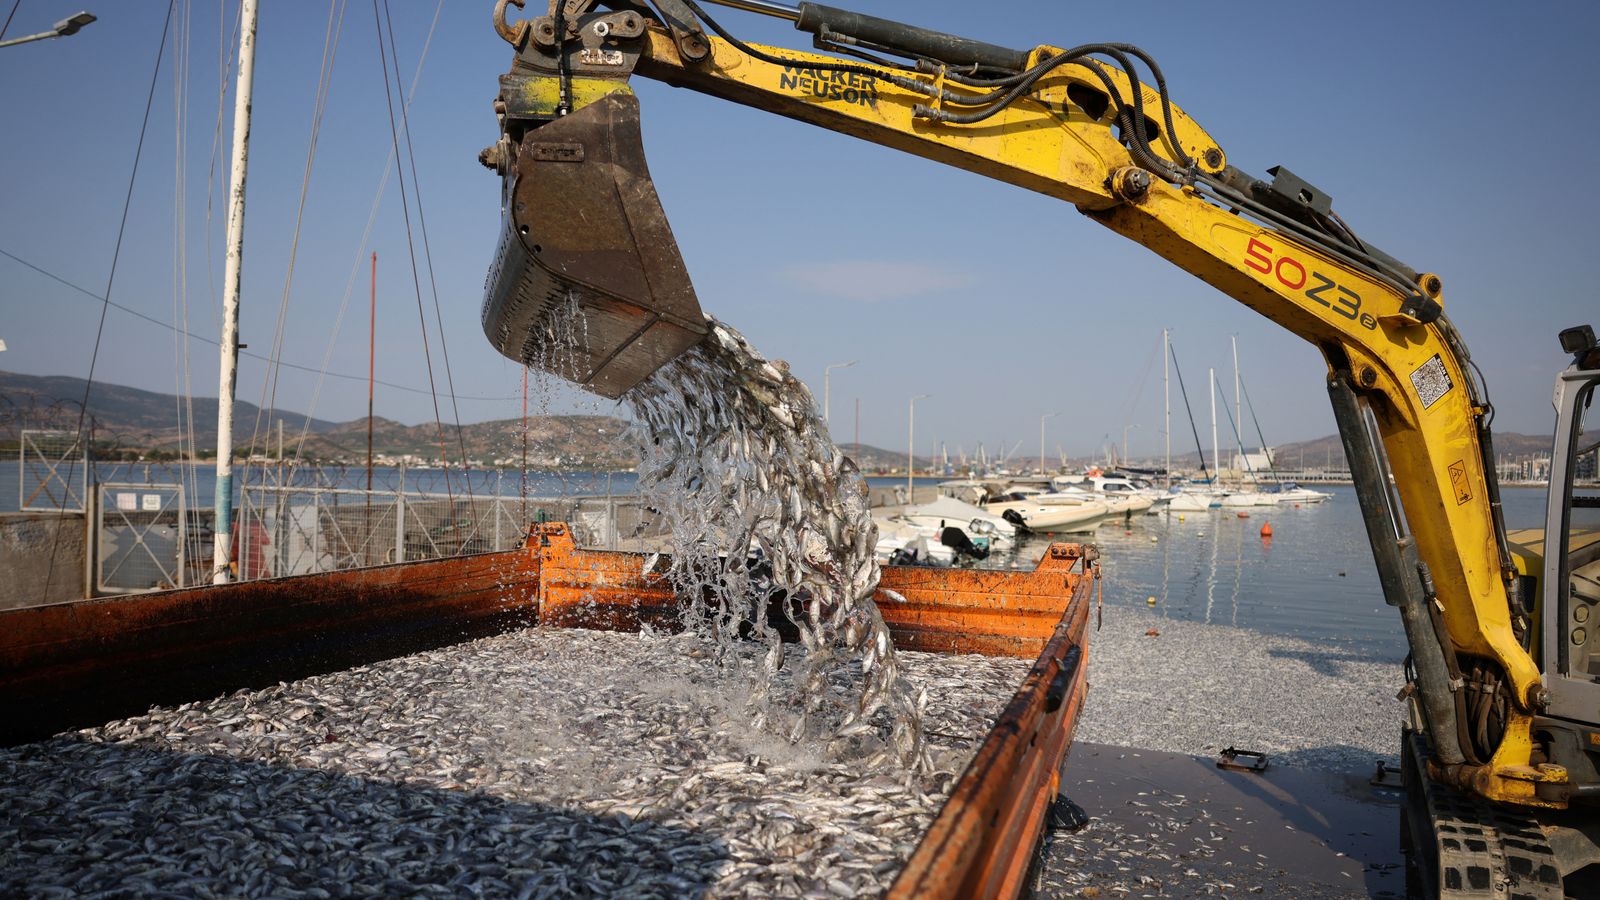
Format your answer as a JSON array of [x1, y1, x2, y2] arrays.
[[1075, 608, 1405, 774]]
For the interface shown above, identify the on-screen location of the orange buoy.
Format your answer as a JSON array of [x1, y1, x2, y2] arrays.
[[1236, 511, 1249, 519], [1260, 521, 1273, 537]]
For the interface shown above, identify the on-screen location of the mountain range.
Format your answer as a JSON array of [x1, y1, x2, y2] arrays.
[[0, 371, 921, 470], [2, 370, 1580, 471]]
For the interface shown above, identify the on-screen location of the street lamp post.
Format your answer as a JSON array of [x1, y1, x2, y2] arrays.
[[823, 360, 856, 430], [1122, 423, 1141, 466], [1039, 411, 1060, 476], [908, 394, 930, 501], [0, 12, 96, 49]]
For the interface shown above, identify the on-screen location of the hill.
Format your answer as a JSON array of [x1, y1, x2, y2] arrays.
[[0, 370, 343, 447], [1148, 429, 1589, 471], [1, 371, 914, 470]]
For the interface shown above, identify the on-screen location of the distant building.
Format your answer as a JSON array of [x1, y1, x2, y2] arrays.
[[1230, 447, 1275, 474], [1579, 446, 1598, 481]]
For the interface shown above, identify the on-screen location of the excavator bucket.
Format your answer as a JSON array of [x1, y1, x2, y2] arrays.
[[482, 90, 707, 399]]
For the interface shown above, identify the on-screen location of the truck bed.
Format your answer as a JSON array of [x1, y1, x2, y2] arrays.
[[0, 524, 1095, 897]]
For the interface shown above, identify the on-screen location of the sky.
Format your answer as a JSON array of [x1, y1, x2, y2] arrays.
[[1, 0, 1597, 463]]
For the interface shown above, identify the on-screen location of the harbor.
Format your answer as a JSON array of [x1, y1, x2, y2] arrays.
[[5, 0, 1600, 896]]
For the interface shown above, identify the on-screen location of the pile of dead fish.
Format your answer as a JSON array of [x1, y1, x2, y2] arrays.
[[1, 627, 1029, 897], [625, 320, 924, 770]]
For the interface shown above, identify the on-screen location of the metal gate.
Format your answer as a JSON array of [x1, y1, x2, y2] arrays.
[[96, 482, 188, 593], [19, 429, 87, 512]]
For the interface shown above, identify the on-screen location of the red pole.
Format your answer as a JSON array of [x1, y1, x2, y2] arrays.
[[521, 367, 529, 524], [367, 251, 376, 493]]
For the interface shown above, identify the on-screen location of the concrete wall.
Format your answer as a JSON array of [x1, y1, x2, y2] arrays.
[[868, 485, 941, 508], [0, 512, 86, 609]]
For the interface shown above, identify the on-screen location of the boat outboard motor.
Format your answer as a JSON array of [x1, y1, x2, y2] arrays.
[[888, 547, 921, 566], [940, 526, 989, 560], [1000, 508, 1027, 529]]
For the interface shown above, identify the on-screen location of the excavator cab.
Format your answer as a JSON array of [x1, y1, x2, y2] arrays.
[[1524, 328, 1600, 799]]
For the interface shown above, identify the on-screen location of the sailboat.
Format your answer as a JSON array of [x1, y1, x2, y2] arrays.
[[1230, 355, 1334, 504], [1221, 337, 1312, 505], [1163, 336, 1229, 511]]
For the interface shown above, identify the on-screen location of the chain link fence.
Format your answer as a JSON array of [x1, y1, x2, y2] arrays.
[[95, 482, 192, 593], [19, 430, 88, 513], [233, 486, 665, 583]]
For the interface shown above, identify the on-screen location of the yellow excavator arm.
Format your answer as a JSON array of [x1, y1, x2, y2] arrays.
[[482, 0, 1560, 808]]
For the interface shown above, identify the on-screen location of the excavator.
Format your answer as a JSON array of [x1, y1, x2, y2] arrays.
[[476, 0, 1600, 893]]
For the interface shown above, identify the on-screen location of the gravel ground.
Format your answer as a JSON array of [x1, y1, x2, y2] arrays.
[[1031, 610, 1407, 898], [1076, 609, 1406, 774]]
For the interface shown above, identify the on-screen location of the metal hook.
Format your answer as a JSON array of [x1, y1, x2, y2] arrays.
[[493, 0, 530, 48]]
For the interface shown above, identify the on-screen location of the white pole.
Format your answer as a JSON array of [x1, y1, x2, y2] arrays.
[[1209, 367, 1218, 481], [1039, 411, 1059, 477], [1163, 329, 1171, 487], [1232, 335, 1242, 473], [212, 0, 259, 584]]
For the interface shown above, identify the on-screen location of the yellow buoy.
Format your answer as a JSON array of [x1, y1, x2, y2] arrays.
[[1146, 596, 1157, 606]]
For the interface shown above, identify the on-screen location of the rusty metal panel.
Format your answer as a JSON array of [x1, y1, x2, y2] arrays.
[[878, 544, 1092, 658], [889, 566, 1093, 899], [532, 523, 1091, 659], [535, 523, 680, 630], [0, 546, 542, 746]]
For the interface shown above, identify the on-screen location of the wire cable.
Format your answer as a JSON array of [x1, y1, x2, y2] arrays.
[[1238, 376, 1283, 486], [1167, 340, 1211, 480], [43, 0, 177, 601], [243, 0, 346, 497], [380, 0, 474, 505], [0, 0, 21, 42], [0, 248, 522, 401], [287, 0, 443, 464], [371, 0, 454, 504]]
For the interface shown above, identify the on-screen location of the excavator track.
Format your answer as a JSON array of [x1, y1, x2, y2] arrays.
[[1402, 729, 1565, 899]]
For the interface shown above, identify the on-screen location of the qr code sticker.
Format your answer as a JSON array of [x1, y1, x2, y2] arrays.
[[1410, 355, 1453, 409]]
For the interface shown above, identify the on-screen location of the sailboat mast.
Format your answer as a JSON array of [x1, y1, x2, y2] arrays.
[[367, 251, 376, 493], [1163, 329, 1171, 487], [1209, 367, 1219, 479], [212, 0, 259, 584], [1232, 335, 1242, 474]]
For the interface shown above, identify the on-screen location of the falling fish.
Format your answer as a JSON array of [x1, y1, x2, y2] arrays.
[[620, 318, 926, 770]]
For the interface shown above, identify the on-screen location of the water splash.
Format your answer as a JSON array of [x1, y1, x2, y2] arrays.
[[623, 320, 927, 772]]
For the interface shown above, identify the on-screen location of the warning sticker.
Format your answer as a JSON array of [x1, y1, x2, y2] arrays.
[[1448, 460, 1472, 505]]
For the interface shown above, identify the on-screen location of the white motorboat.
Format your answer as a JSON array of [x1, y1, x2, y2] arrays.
[[1049, 475, 1157, 515], [1220, 490, 1274, 507], [984, 494, 1112, 534], [1166, 487, 1227, 511], [1265, 482, 1334, 503], [872, 516, 955, 565], [885, 495, 1016, 552]]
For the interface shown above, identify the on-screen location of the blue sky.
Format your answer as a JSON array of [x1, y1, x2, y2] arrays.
[[2, 0, 1596, 461]]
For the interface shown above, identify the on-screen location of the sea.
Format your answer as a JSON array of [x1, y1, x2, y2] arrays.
[[1, 459, 1556, 661]]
